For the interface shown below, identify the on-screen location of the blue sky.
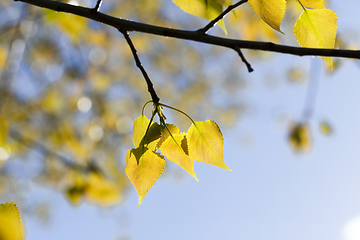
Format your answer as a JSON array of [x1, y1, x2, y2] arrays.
[[10, 0, 360, 240]]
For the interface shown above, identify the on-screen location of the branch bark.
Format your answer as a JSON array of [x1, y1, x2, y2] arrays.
[[15, 0, 360, 60]]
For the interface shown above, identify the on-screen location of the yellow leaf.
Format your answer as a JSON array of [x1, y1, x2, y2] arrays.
[[215, 0, 232, 7], [294, 9, 337, 68], [186, 120, 231, 170], [85, 173, 122, 207], [0, 202, 23, 240], [157, 124, 179, 149], [300, 0, 323, 9], [160, 133, 199, 181], [0, 116, 10, 146], [126, 148, 165, 206], [288, 123, 311, 153], [248, 0, 286, 33], [172, 0, 227, 33], [132, 115, 162, 151]]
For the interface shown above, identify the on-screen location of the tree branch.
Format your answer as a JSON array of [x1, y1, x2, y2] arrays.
[[121, 30, 160, 104], [198, 0, 248, 34], [15, 0, 360, 64]]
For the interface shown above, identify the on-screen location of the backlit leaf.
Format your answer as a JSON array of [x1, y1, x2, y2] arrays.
[[161, 133, 198, 181], [300, 0, 323, 9], [132, 115, 162, 151], [186, 120, 231, 170], [172, 0, 227, 33], [126, 148, 165, 206], [157, 124, 179, 149], [294, 9, 337, 68], [248, 0, 286, 33], [0, 116, 9, 146], [0, 202, 23, 240], [215, 0, 232, 7]]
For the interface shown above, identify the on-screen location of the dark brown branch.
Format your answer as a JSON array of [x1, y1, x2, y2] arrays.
[[121, 30, 160, 104], [198, 0, 248, 34], [15, 0, 360, 61]]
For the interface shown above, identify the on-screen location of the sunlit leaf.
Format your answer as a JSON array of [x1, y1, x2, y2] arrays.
[[294, 9, 337, 68], [157, 124, 179, 149], [160, 133, 198, 181], [0, 202, 23, 240], [126, 148, 165, 206], [300, 0, 323, 9], [0, 116, 10, 146], [215, 0, 232, 7], [288, 123, 311, 153], [248, 0, 286, 33], [186, 120, 231, 170], [132, 115, 162, 151], [172, 0, 227, 33]]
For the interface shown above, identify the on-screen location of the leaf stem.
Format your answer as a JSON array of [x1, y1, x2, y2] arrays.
[[158, 103, 196, 125], [141, 100, 153, 116]]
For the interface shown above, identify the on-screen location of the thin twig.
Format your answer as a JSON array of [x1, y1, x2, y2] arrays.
[[198, 0, 248, 34], [92, 0, 102, 13], [120, 30, 160, 104], [14, 0, 360, 60], [234, 47, 253, 72]]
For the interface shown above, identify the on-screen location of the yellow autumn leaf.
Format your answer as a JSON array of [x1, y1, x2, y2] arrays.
[[319, 121, 333, 136], [294, 9, 337, 68], [132, 115, 162, 151], [0, 202, 23, 240], [172, 0, 227, 33], [0, 116, 10, 146], [186, 120, 231, 170], [248, 0, 286, 33], [160, 133, 198, 181], [215, 0, 232, 7], [288, 123, 312, 153], [85, 173, 122, 207], [157, 124, 179, 149], [126, 148, 165, 206], [300, 0, 323, 9]]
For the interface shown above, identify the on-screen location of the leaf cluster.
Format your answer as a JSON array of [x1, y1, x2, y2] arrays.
[[126, 102, 231, 206]]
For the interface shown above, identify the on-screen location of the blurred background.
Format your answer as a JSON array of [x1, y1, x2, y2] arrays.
[[1, 0, 360, 239]]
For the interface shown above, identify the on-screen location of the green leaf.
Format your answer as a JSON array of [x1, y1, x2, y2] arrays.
[[0, 202, 23, 240], [294, 9, 337, 68], [186, 120, 231, 170], [132, 115, 162, 151], [300, 0, 323, 9], [248, 0, 286, 33], [172, 0, 227, 33], [160, 133, 199, 181], [126, 148, 165, 206]]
